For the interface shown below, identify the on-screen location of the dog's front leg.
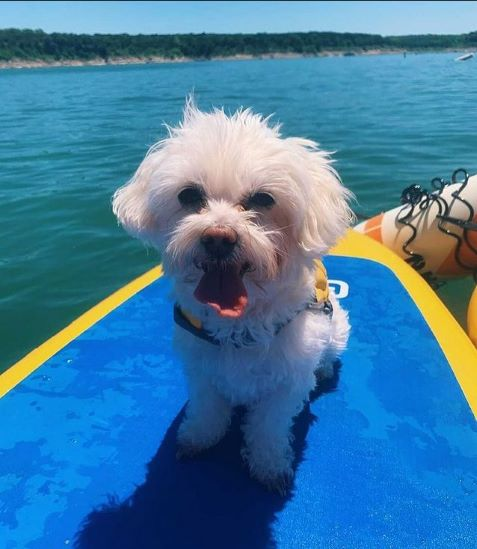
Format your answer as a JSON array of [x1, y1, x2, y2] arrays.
[[241, 385, 307, 494], [177, 368, 232, 458]]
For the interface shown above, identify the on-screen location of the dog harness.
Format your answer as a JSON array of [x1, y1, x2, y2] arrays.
[[174, 259, 333, 347]]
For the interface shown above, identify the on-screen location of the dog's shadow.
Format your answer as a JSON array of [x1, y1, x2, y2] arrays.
[[75, 362, 341, 549]]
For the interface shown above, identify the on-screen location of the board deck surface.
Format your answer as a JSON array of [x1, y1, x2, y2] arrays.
[[1, 232, 476, 549]]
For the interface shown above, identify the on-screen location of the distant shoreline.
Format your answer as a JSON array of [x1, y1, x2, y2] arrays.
[[1, 48, 473, 70], [2, 27, 475, 71]]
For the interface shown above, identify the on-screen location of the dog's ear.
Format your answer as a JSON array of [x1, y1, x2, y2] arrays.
[[290, 138, 355, 256], [112, 97, 201, 243], [112, 149, 163, 241]]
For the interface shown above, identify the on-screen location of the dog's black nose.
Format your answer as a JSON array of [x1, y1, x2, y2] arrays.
[[201, 226, 238, 258]]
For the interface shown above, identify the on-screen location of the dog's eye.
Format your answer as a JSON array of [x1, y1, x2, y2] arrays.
[[178, 186, 205, 208], [246, 192, 275, 209]]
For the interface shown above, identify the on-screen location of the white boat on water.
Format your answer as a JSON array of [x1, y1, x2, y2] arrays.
[[455, 52, 474, 61]]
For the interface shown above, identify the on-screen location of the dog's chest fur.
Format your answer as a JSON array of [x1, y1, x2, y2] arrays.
[[174, 308, 332, 405]]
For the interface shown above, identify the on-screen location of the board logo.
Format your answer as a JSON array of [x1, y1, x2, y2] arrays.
[[329, 280, 349, 299]]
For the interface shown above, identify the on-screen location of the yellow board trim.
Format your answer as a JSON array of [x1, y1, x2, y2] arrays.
[[468, 285, 477, 348], [332, 230, 477, 418], [0, 266, 163, 398], [1, 230, 476, 419]]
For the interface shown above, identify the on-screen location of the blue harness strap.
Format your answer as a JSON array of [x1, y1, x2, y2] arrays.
[[173, 304, 221, 346], [174, 296, 332, 348]]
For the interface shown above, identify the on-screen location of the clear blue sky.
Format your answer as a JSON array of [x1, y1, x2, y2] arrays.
[[1, 1, 476, 36]]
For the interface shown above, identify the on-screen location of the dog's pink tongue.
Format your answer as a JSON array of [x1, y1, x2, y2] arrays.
[[194, 264, 248, 318]]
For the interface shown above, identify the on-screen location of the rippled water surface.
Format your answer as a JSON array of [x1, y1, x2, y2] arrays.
[[1, 53, 476, 372]]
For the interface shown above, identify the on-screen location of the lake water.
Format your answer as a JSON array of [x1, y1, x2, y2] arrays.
[[1, 52, 476, 373]]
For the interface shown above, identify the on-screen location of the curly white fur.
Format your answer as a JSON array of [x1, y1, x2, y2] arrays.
[[113, 99, 354, 493]]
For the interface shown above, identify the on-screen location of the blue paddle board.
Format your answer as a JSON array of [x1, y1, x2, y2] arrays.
[[1, 231, 476, 549]]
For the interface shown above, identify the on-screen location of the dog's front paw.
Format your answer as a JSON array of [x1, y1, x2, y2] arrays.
[[176, 416, 228, 460], [252, 467, 294, 497], [242, 445, 295, 496], [176, 441, 206, 460]]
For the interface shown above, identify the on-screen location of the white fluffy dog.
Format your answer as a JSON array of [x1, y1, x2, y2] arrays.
[[113, 100, 353, 493]]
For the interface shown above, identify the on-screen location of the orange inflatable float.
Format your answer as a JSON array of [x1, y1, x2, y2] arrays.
[[354, 170, 477, 280], [468, 284, 477, 347]]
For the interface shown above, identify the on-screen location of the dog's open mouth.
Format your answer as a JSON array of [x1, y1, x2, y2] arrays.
[[194, 262, 249, 318]]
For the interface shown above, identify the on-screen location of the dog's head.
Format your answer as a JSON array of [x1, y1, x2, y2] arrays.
[[113, 100, 353, 319]]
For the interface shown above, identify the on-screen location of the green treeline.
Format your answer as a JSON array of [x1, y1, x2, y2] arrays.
[[1, 28, 476, 62]]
